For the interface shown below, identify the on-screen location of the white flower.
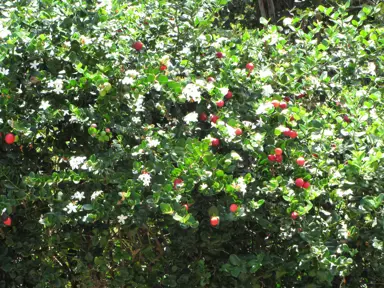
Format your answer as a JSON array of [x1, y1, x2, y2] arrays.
[[72, 191, 85, 201], [125, 70, 140, 77], [153, 83, 162, 91], [262, 85, 274, 97], [259, 68, 273, 78], [69, 156, 87, 170], [122, 76, 135, 85], [255, 118, 265, 127], [256, 103, 274, 115], [79, 35, 92, 45], [30, 60, 39, 70], [0, 68, 9, 75], [283, 18, 292, 26], [200, 183, 208, 190], [231, 151, 243, 161], [219, 88, 229, 96], [134, 95, 145, 112], [91, 190, 103, 200], [181, 83, 201, 103], [0, 28, 11, 39], [48, 79, 64, 94], [39, 100, 50, 110], [117, 214, 128, 224], [64, 202, 78, 214], [147, 138, 160, 148], [132, 116, 141, 124], [138, 173, 151, 186], [233, 177, 247, 195], [183, 111, 198, 124]]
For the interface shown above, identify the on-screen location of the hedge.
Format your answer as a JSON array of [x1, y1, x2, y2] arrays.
[[0, 0, 384, 287]]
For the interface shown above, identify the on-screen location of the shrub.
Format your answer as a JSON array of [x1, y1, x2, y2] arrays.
[[0, 0, 383, 287]]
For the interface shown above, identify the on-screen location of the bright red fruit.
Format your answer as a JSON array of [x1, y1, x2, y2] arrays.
[[245, 62, 254, 71], [199, 112, 208, 121], [3, 217, 11, 226], [275, 148, 283, 156], [5, 133, 15, 145], [230, 204, 238, 213], [343, 115, 351, 123], [295, 178, 304, 187], [291, 211, 299, 220], [216, 52, 224, 58], [284, 96, 290, 102], [210, 216, 220, 227], [160, 64, 167, 71], [283, 128, 291, 136], [235, 128, 242, 136], [210, 115, 219, 123], [211, 138, 220, 147], [207, 76, 215, 82], [132, 41, 143, 51], [289, 130, 298, 139], [268, 154, 276, 162], [275, 155, 283, 163], [173, 178, 183, 189], [225, 91, 233, 99], [271, 100, 280, 108], [303, 182, 310, 189], [296, 157, 305, 166], [216, 100, 224, 108], [279, 101, 287, 109], [183, 204, 189, 211]]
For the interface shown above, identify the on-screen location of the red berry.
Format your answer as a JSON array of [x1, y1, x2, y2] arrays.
[[290, 115, 295, 121], [183, 204, 189, 211], [210, 216, 220, 227], [268, 154, 276, 162], [303, 182, 310, 189], [199, 112, 208, 122], [289, 130, 298, 139], [298, 227, 303, 232], [216, 52, 224, 58], [284, 96, 290, 102], [296, 157, 305, 166], [291, 211, 299, 220], [210, 115, 219, 123], [235, 128, 242, 136], [211, 138, 220, 147], [230, 204, 238, 213], [105, 128, 111, 133], [3, 217, 11, 226], [279, 101, 287, 109], [275, 148, 283, 156], [160, 64, 167, 71], [246, 63, 254, 71], [283, 128, 291, 136], [275, 155, 283, 163], [132, 41, 143, 51], [5, 133, 15, 145], [295, 178, 304, 187], [207, 76, 215, 82], [173, 178, 183, 189], [343, 115, 351, 123], [216, 100, 224, 108], [225, 91, 233, 99], [271, 100, 280, 108], [312, 153, 319, 158]]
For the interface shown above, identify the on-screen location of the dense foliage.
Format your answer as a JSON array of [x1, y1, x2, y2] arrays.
[[0, 0, 384, 287]]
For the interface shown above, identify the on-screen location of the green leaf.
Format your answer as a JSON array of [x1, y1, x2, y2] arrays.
[[229, 254, 242, 266], [160, 203, 173, 214]]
